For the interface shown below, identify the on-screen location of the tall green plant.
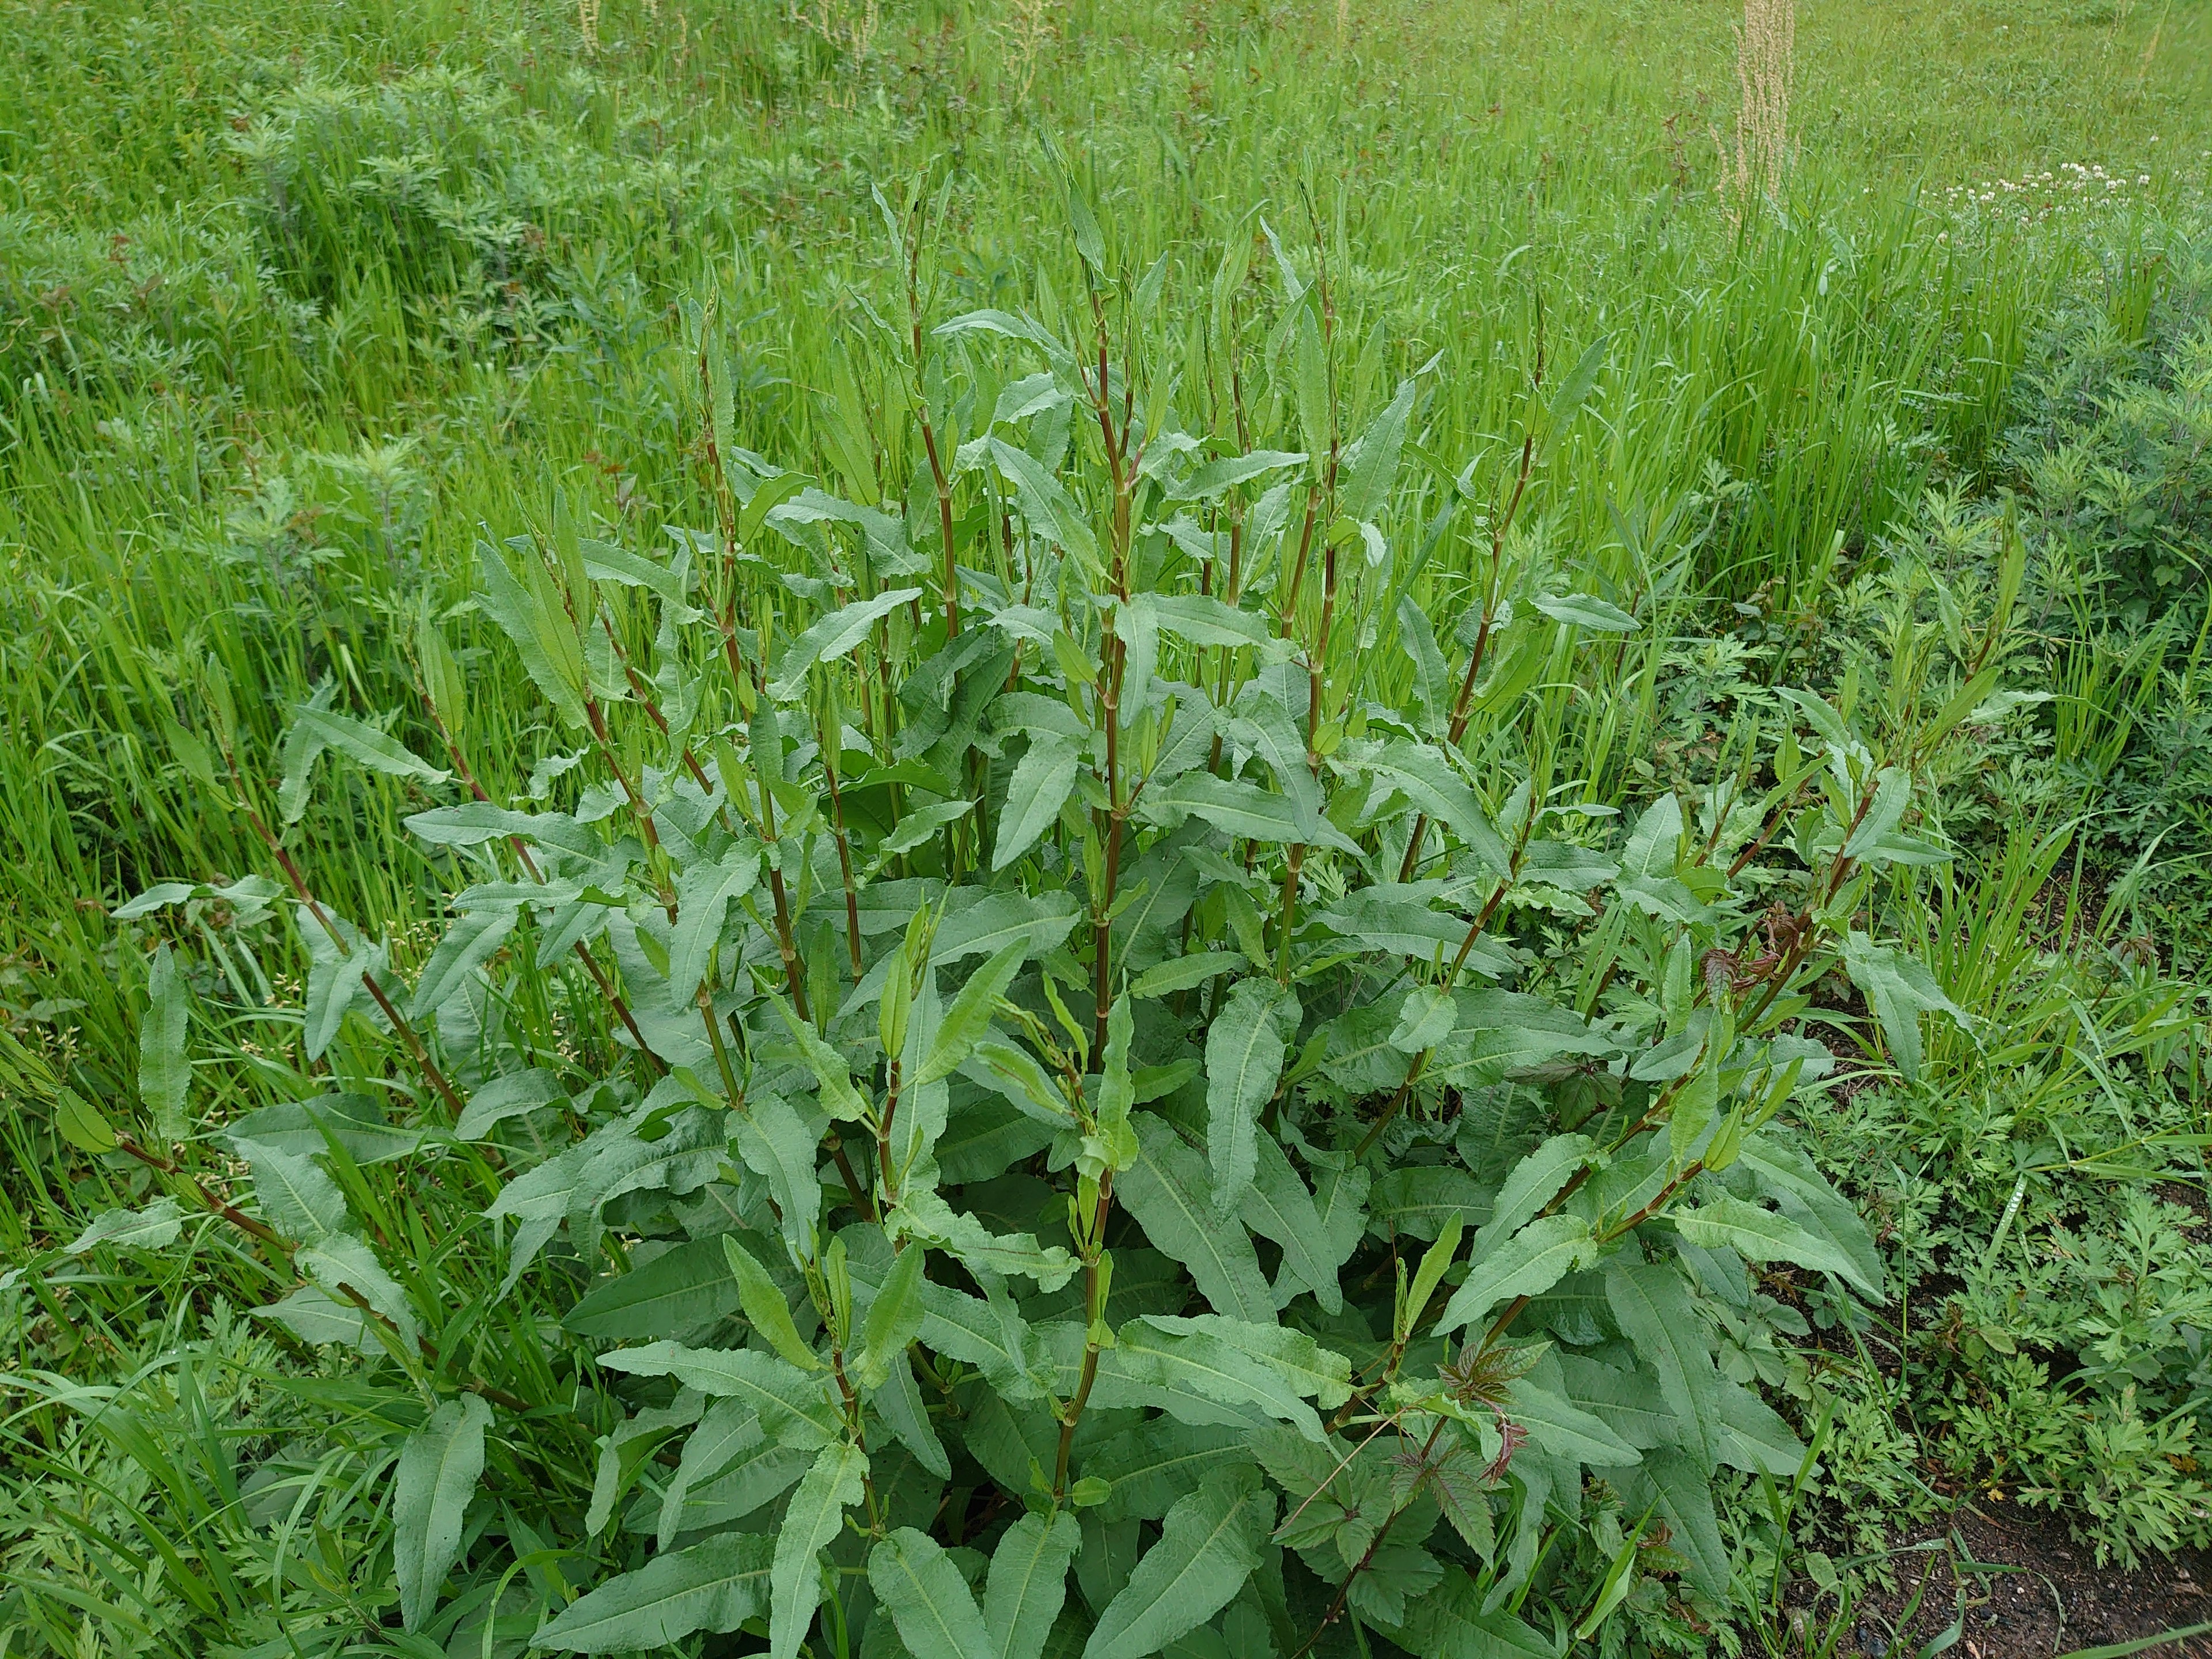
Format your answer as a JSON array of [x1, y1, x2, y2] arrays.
[[44, 194, 2029, 1656]]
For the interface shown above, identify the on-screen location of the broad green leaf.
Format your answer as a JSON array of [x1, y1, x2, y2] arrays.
[[1469, 1134, 1596, 1262], [290, 702, 450, 785], [870, 1527, 991, 1659], [858, 1241, 928, 1389], [995, 736, 1082, 870], [561, 1237, 743, 1343], [1204, 979, 1294, 1214], [393, 1395, 490, 1632], [1840, 930, 1967, 1082], [1084, 1422, 1249, 1523], [1093, 1316, 1344, 1440], [240, 1140, 350, 1244], [1238, 1135, 1343, 1314], [774, 999, 871, 1121], [1535, 331, 1611, 467], [770, 1438, 868, 1659], [298, 1233, 416, 1346], [1128, 951, 1243, 1000], [657, 1399, 766, 1547], [409, 907, 518, 1021], [1080, 1468, 1272, 1659], [1735, 1134, 1885, 1297], [1531, 592, 1639, 633], [536, 1531, 774, 1652], [991, 438, 1101, 578], [1604, 1259, 1719, 1469], [65, 1199, 185, 1255], [1117, 1113, 1274, 1325], [138, 942, 190, 1139], [1340, 377, 1415, 526], [1433, 1214, 1594, 1335], [1503, 1378, 1642, 1467], [477, 539, 585, 730], [1840, 767, 1911, 860], [1672, 1196, 1878, 1295], [768, 588, 921, 701], [1387, 1576, 1553, 1659], [721, 1236, 824, 1370], [600, 1342, 840, 1447], [671, 842, 762, 1005], [984, 1510, 1082, 1659], [917, 940, 1028, 1086]]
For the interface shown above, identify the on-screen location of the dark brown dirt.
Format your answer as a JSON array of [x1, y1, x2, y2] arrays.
[[1843, 1508, 2212, 1657]]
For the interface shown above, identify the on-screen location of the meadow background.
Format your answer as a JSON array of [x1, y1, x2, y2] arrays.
[[5, 0, 2212, 1653]]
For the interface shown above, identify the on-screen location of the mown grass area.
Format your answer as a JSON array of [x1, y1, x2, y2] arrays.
[[3, 0, 2212, 1656]]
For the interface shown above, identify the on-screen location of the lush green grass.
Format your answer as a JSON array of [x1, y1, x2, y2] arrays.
[[4, 0, 2212, 1654]]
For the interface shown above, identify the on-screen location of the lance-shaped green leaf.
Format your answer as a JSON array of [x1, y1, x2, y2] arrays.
[[1532, 592, 1639, 633], [774, 998, 870, 1121], [1365, 743, 1510, 877], [767, 587, 919, 702], [409, 907, 517, 1021], [1433, 1214, 1596, 1335], [770, 1438, 868, 1659], [1092, 1316, 1345, 1440], [298, 1232, 417, 1347], [1672, 1196, 1878, 1295], [994, 735, 1082, 870], [1237, 1134, 1342, 1313], [670, 840, 762, 1005], [476, 538, 585, 729], [1340, 377, 1415, 526], [984, 1509, 1081, 1659], [857, 1240, 927, 1391], [1469, 1134, 1596, 1263], [536, 1531, 774, 1653], [600, 1342, 840, 1447], [1604, 1259, 1720, 1469], [1117, 1113, 1274, 1324], [1735, 1133, 1885, 1297], [1535, 331, 1611, 467], [723, 1236, 824, 1371], [564, 1242, 741, 1345], [1503, 1377, 1642, 1467], [138, 942, 190, 1140], [65, 1199, 185, 1255], [916, 939, 1027, 1086], [1840, 930, 1967, 1082], [1081, 1467, 1272, 1659], [393, 1395, 490, 1632], [578, 534, 695, 612], [291, 701, 451, 786], [1204, 979, 1294, 1215], [1150, 772, 1359, 856], [240, 1139, 349, 1243], [991, 438, 1102, 579], [869, 1527, 991, 1659]]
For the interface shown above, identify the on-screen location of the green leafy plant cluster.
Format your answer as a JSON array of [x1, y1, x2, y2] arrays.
[[24, 172, 2062, 1659]]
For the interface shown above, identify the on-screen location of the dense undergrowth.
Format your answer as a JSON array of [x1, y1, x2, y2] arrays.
[[4, 1, 2212, 1657]]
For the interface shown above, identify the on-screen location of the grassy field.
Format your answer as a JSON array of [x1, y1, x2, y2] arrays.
[[4, 0, 2212, 1654]]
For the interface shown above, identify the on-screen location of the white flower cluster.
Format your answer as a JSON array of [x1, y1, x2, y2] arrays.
[[1940, 161, 2155, 230]]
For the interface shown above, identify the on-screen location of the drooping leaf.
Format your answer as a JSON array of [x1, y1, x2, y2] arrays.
[[1204, 979, 1294, 1214], [984, 1509, 1083, 1659], [768, 588, 922, 702], [996, 736, 1083, 870], [1672, 1196, 1878, 1295], [536, 1531, 774, 1652], [65, 1199, 186, 1255], [393, 1395, 491, 1632], [1433, 1214, 1594, 1335], [1080, 1467, 1272, 1659], [769, 1438, 868, 1659], [1117, 1113, 1274, 1324], [137, 942, 190, 1140], [870, 1527, 992, 1659]]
